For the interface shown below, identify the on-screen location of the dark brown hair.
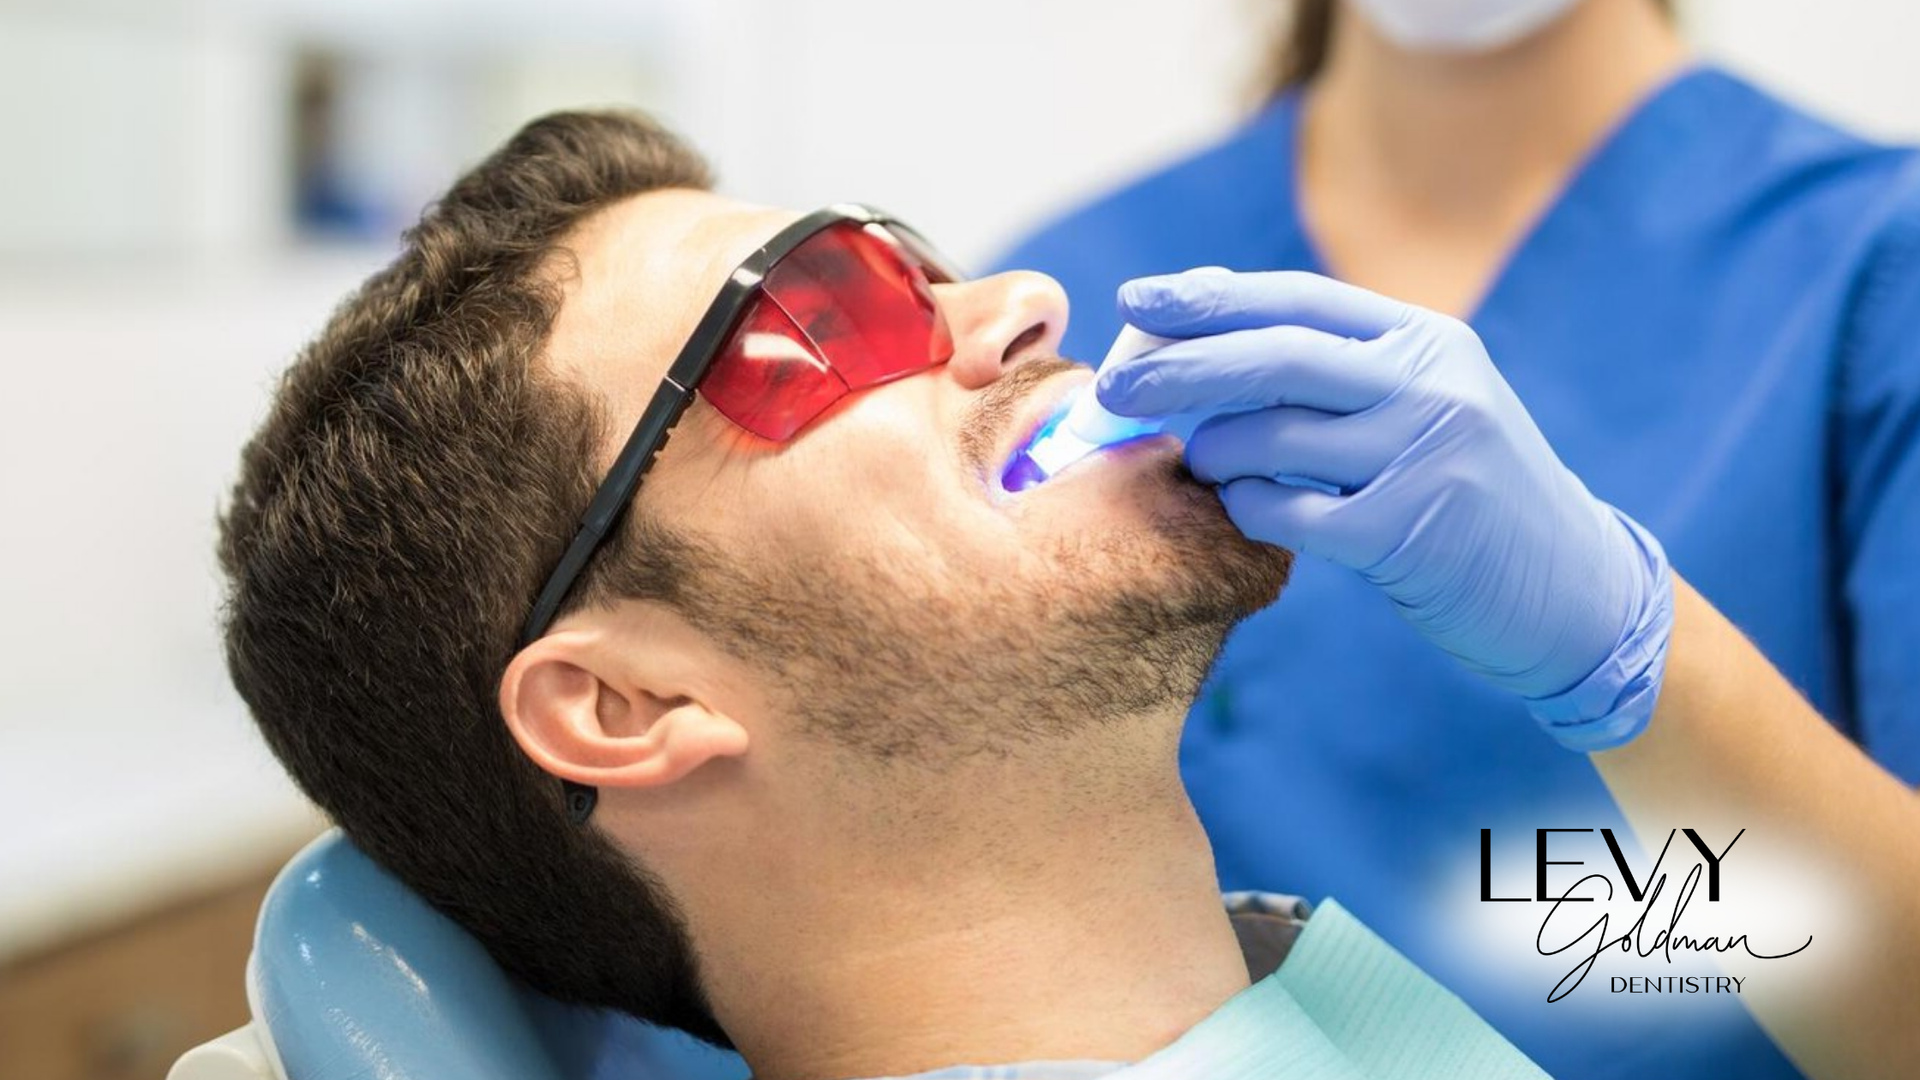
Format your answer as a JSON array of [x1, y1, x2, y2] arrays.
[[1261, 0, 1677, 96], [218, 110, 731, 1045]]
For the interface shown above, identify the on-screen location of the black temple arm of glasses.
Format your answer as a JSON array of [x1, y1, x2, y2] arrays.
[[519, 383, 699, 646]]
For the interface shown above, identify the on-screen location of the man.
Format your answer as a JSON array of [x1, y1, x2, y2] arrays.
[[219, 110, 1548, 1078]]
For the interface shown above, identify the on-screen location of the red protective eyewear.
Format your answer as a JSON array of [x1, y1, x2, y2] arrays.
[[707, 213, 959, 439], [523, 205, 960, 820]]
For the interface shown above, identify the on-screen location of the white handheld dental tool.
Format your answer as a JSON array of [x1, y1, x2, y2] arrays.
[[1001, 325, 1176, 491]]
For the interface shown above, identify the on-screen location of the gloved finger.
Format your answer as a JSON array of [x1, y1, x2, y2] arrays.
[[1096, 324, 1402, 417], [1118, 270, 1410, 342], [1185, 406, 1397, 492], [1216, 478, 1388, 570]]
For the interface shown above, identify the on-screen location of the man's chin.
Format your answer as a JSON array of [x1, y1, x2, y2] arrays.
[[1076, 449, 1296, 631], [1155, 461, 1295, 623]]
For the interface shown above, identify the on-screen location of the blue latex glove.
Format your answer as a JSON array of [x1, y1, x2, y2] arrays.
[[1100, 270, 1674, 751]]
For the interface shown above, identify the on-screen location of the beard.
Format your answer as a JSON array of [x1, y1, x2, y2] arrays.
[[663, 451, 1293, 767]]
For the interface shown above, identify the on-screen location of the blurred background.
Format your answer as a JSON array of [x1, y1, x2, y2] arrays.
[[0, 1, 1916, 1076]]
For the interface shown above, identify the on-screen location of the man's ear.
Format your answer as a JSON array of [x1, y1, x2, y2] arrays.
[[500, 628, 749, 793]]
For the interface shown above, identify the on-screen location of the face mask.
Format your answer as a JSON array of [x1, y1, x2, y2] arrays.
[[1345, 0, 1584, 52]]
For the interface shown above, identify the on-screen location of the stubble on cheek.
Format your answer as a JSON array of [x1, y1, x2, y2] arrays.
[[670, 440, 1292, 767]]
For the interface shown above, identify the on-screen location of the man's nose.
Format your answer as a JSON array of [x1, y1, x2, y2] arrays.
[[936, 271, 1069, 389]]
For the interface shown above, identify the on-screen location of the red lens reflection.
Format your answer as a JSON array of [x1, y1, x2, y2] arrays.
[[702, 222, 953, 441]]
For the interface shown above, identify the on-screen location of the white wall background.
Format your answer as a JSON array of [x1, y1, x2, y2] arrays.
[[1688, 0, 1920, 143], [1, 0, 1916, 940]]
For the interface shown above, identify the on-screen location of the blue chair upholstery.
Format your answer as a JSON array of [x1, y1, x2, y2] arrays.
[[172, 830, 746, 1080], [250, 830, 613, 1080]]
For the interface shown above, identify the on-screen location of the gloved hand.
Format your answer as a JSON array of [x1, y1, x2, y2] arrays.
[[1099, 270, 1673, 751]]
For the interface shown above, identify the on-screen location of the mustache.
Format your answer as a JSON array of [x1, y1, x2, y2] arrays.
[[956, 356, 1085, 475]]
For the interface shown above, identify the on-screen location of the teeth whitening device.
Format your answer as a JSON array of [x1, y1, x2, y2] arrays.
[[1001, 325, 1175, 492]]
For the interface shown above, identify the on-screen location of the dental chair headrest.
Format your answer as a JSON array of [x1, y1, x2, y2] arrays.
[[249, 829, 612, 1080]]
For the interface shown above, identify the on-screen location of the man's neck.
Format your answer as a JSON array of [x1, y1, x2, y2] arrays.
[[685, 758, 1251, 1080]]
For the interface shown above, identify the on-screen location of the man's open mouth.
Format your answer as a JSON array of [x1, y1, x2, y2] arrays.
[[993, 378, 1087, 495], [1001, 401, 1075, 492]]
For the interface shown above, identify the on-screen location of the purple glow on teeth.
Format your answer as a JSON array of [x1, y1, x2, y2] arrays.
[[1000, 451, 1047, 492]]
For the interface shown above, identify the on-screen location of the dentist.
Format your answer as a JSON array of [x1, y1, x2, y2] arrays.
[[1094, 266, 1920, 1080], [1000, 2, 1920, 1077]]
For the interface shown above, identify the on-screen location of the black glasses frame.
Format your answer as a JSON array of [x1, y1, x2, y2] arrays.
[[517, 203, 962, 824]]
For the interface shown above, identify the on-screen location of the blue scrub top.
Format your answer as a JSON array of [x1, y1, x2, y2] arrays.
[[995, 67, 1920, 1080]]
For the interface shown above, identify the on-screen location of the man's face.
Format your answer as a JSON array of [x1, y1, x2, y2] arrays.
[[544, 189, 1291, 762]]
